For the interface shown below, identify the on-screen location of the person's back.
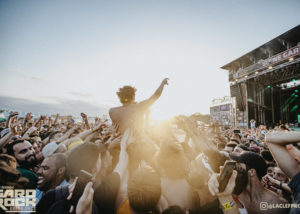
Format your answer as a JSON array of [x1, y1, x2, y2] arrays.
[[109, 103, 146, 134], [109, 78, 169, 134]]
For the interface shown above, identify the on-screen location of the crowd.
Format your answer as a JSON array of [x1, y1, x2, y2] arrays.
[[0, 78, 300, 214]]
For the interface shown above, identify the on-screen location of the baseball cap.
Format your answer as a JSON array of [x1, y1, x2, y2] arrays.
[[42, 141, 59, 158], [0, 128, 10, 138], [229, 151, 267, 180]]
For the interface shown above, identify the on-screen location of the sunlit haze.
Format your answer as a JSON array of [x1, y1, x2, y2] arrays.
[[0, 0, 299, 120]]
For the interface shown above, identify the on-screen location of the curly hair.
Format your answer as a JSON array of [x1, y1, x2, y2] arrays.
[[117, 85, 137, 104]]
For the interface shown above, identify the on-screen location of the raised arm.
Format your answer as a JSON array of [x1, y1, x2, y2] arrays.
[[22, 126, 37, 140], [56, 126, 77, 143], [138, 78, 169, 109], [6, 113, 19, 129], [113, 128, 130, 177], [266, 131, 300, 145], [0, 120, 22, 149], [208, 170, 239, 214], [80, 113, 90, 130], [61, 123, 105, 147], [0, 131, 12, 149], [265, 131, 300, 178], [33, 115, 47, 131], [53, 113, 59, 126]]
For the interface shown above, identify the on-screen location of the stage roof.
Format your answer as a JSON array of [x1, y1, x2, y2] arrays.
[[221, 25, 300, 71]]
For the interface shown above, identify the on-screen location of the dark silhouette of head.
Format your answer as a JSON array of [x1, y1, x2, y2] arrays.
[[66, 142, 99, 179], [117, 85, 137, 104], [128, 165, 161, 213], [162, 206, 185, 214], [0, 154, 28, 188]]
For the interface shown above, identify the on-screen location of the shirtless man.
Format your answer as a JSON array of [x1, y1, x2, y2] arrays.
[[109, 78, 169, 134], [208, 151, 289, 214]]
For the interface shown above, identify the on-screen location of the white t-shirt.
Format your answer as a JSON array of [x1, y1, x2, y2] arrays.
[[238, 199, 248, 214], [250, 120, 256, 129]]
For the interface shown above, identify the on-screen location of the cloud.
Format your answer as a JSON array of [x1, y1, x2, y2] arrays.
[[66, 91, 93, 98], [0, 95, 108, 117], [30, 77, 43, 81], [9, 69, 45, 82]]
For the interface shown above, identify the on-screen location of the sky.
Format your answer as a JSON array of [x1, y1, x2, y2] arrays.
[[0, 0, 299, 120]]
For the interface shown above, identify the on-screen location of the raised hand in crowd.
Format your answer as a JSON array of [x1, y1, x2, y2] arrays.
[[76, 181, 94, 214], [208, 170, 240, 214], [81, 112, 90, 129], [266, 131, 300, 178], [262, 174, 292, 195], [2, 76, 300, 214], [53, 113, 59, 125]]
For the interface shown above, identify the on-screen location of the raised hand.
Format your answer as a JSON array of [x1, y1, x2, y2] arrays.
[[67, 177, 78, 213], [25, 113, 32, 121], [76, 182, 94, 214], [81, 113, 87, 119], [10, 120, 22, 135], [161, 78, 169, 85], [208, 173, 219, 196], [81, 113, 90, 129], [25, 126, 37, 135], [208, 170, 237, 196]]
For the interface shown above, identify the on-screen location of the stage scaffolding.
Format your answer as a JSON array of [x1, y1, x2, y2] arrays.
[[221, 25, 300, 128]]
